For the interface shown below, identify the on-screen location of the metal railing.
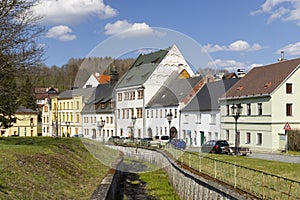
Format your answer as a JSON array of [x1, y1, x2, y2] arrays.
[[165, 145, 300, 200]]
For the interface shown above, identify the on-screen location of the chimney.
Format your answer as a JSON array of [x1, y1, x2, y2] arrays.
[[110, 66, 119, 86], [278, 51, 286, 62]]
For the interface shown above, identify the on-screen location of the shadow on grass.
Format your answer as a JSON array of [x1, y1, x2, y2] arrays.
[[0, 184, 9, 195]]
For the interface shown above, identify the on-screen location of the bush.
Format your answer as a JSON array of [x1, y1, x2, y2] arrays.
[[288, 129, 300, 151]]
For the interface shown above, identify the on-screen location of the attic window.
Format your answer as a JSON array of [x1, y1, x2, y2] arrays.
[[264, 82, 272, 88], [136, 61, 143, 66], [151, 57, 160, 63], [126, 75, 134, 80], [236, 86, 244, 91]]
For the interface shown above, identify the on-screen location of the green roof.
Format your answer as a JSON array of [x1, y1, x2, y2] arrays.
[[116, 48, 170, 89]]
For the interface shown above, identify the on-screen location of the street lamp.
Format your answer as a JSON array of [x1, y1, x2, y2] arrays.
[[131, 116, 137, 142], [231, 104, 243, 156], [97, 120, 105, 142], [65, 121, 70, 137], [30, 121, 34, 137], [166, 112, 173, 143]]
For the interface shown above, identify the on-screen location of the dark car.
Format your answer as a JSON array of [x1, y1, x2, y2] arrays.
[[201, 140, 229, 154], [140, 137, 153, 146], [171, 139, 186, 149]]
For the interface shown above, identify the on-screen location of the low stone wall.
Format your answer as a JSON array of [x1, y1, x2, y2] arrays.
[[90, 157, 124, 200], [111, 146, 251, 200]]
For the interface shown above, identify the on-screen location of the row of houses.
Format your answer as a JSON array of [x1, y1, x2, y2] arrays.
[[3, 44, 299, 153]]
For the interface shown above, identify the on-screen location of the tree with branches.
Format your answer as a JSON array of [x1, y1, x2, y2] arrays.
[[0, 0, 44, 128]]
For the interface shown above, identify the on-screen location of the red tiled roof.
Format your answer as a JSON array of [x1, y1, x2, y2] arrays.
[[94, 74, 110, 84], [223, 58, 300, 99]]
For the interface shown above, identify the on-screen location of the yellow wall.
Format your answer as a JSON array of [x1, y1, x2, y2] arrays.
[[6, 113, 38, 137]]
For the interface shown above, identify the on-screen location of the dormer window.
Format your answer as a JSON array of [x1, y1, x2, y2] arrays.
[[236, 86, 244, 91], [264, 82, 272, 88]]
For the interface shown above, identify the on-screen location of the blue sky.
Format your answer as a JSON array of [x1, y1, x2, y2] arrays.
[[33, 0, 300, 73]]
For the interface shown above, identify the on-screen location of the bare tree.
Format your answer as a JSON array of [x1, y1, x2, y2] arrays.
[[0, 0, 44, 128]]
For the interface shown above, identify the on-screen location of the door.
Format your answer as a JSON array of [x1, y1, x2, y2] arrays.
[[200, 131, 205, 145]]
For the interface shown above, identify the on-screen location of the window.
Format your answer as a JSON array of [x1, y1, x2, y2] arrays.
[[257, 103, 262, 115], [118, 93, 122, 101], [257, 133, 262, 145], [196, 114, 201, 123], [247, 104, 251, 116], [137, 90, 144, 99], [286, 83, 292, 94], [210, 114, 216, 124], [117, 109, 120, 119], [226, 130, 229, 141], [286, 103, 292, 116], [147, 110, 149, 118], [160, 109, 162, 118], [137, 108, 143, 118], [174, 109, 177, 118], [246, 132, 251, 144], [226, 105, 229, 116]]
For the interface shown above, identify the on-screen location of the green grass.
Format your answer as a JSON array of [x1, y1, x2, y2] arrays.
[[0, 137, 119, 200], [139, 165, 180, 200]]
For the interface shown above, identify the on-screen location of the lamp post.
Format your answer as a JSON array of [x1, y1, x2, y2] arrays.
[[30, 121, 34, 137], [166, 112, 173, 143], [97, 120, 105, 142], [131, 116, 137, 142], [231, 104, 243, 156], [65, 121, 70, 137]]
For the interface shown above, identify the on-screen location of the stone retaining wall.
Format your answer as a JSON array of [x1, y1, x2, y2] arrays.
[[111, 146, 251, 200]]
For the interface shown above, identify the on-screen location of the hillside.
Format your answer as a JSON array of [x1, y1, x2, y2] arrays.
[[0, 137, 120, 199]]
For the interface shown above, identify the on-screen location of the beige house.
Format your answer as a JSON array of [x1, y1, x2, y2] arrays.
[[220, 58, 300, 152], [49, 87, 95, 137], [3, 106, 38, 137]]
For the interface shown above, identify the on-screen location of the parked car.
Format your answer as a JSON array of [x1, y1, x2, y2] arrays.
[[170, 139, 186, 149], [140, 137, 153, 146], [201, 140, 230, 154], [150, 135, 170, 148], [107, 136, 121, 144]]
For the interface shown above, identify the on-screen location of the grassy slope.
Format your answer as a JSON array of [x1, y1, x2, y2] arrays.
[[0, 137, 119, 200]]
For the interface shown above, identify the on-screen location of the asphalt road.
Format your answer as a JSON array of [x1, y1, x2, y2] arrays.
[[187, 147, 300, 164]]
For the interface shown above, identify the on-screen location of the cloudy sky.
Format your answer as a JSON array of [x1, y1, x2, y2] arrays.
[[33, 0, 300, 72]]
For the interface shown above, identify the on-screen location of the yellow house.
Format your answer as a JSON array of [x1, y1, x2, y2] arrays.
[[4, 106, 38, 137], [50, 87, 95, 137]]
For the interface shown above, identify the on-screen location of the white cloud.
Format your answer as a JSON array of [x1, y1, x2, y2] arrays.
[[277, 42, 300, 55], [202, 40, 263, 53], [46, 25, 76, 41], [251, 0, 300, 25], [104, 20, 164, 38], [33, 0, 117, 24], [207, 59, 246, 69]]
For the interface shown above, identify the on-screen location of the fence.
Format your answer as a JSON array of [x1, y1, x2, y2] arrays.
[[166, 146, 300, 200]]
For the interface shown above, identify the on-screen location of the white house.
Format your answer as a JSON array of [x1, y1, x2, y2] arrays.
[[220, 57, 300, 152], [83, 73, 110, 88], [181, 78, 239, 147], [115, 44, 195, 138], [81, 82, 116, 141], [145, 72, 203, 139]]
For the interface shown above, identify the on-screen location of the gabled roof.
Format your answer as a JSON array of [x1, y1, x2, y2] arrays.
[[81, 83, 116, 114], [181, 78, 240, 112], [58, 87, 95, 101], [223, 58, 300, 99], [16, 106, 38, 114], [94, 74, 110, 84], [146, 73, 203, 108], [116, 47, 170, 89]]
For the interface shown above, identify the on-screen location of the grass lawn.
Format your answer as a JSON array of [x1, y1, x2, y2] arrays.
[[0, 137, 119, 200]]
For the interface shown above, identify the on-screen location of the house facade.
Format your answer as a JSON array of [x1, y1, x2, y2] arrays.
[[145, 72, 203, 140], [115, 45, 195, 138], [181, 78, 239, 147], [48, 87, 95, 137], [220, 58, 300, 152], [81, 82, 116, 141], [3, 106, 38, 137]]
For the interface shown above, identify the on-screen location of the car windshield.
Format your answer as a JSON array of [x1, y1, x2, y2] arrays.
[[161, 136, 169, 140], [217, 140, 229, 146]]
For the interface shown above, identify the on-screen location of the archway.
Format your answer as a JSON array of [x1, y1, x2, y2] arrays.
[[170, 127, 178, 139]]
